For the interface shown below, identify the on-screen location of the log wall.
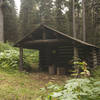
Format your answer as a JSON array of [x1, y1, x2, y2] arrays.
[[39, 43, 74, 74], [39, 43, 100, 74], [96, 49, 100, 66], [78, 47, 94, 68], [39, 47, 51, 71]]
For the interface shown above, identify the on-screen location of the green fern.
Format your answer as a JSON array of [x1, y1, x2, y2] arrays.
[[39, 78, 100, 100]]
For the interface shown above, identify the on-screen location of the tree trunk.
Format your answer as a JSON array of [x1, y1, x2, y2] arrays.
[[82, 0, 86, 41], [73, 0, 76, 38], [0, 1, 4, 42]]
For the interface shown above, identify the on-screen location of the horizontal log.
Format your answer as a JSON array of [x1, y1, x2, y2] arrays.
[[58, 50, 73, 52], [23, 39, 67, 44], [58, 53, 73, 55], [59, 46, 74, 48], [59, 47, 72, 49], [58, 51, 73, 54]]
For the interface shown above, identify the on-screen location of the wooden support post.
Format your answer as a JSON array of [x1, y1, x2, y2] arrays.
[[74, 47, 79, 77], [74, 47, 78, 60], [92, 49, 97, 68], [49, 65, 55, 75], [19, 47, 23, 71]]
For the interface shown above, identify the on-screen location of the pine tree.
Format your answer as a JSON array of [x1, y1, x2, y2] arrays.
[[19, 0, 38, 37], [37, 0, 55, 26], [55, 0, 68, 32], [3, 0, 18, 42]]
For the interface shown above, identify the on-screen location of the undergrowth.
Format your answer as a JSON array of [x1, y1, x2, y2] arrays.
[[38, 78, 100, 100], [0, 42, 39, 72], [37, 66, 100, 100]]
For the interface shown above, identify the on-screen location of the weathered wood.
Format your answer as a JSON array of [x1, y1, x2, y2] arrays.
[[49, 65, 55, 75], [74, 47, 78, 59], [39, 47, 52, 71], [19, 47, 23, 71], [23, 39, 65, 44], [97, 50, 100, 66], [57, 67, 66, 75]]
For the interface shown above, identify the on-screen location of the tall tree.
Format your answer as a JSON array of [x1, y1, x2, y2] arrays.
[[92, 0, 100, 45], [36, 0, 56, 27], [55, 0, 68, 32], [75, 0, 82, 39], [18, 0, 100, 47], [68, 0, 73, 36], [73, 0, 76, 38], [82, 0, 86, 41], [0, 0, 4, 42], [73, 0, 78, 61], [19, 0, 38, 38], [3, 0, 18, 42]]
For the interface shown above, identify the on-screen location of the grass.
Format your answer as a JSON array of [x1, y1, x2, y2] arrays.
[[0, 67, 99, 100], [0, 42, 68, 99], [0, 70, 68, 100]]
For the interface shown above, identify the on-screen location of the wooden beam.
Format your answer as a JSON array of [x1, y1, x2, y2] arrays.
[[74, 47, 78, 59], [23, 39, 65, 44], [19, 47, 23, 71], [49, 65, 55, 75], [73, 47, 79, 77]]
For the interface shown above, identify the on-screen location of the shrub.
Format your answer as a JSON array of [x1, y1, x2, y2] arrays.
[[72, 58, 90, 77], [0, 50, 19, 71], [0, 43, 39, 72], [0, 42, 14, 52], [38, 78, 100, 100]]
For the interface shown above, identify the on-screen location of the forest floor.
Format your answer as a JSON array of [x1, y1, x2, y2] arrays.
[[0, 70, 68, 100]]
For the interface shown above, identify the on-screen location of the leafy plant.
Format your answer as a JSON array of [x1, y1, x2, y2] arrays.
[[72, 58, 90, 77], [0, 43, 39, 72], [38, 78, 100, 100], [0, 42, 14, 52], [0, 50, 19, 71]]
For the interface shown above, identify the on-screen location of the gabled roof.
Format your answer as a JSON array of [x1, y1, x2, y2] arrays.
[[15, 24, 99, 49]]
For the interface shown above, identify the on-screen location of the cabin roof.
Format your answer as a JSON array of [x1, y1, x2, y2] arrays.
[[14, 24, 99, 49]]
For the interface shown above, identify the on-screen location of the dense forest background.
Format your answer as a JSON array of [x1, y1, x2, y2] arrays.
[[3, 0, 100, 46]]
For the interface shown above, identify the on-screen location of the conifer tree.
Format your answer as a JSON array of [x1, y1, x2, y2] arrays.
[[3, 0, 18, 42]]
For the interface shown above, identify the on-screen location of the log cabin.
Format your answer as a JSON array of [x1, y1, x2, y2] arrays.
[[15, 24, 100, 75]]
